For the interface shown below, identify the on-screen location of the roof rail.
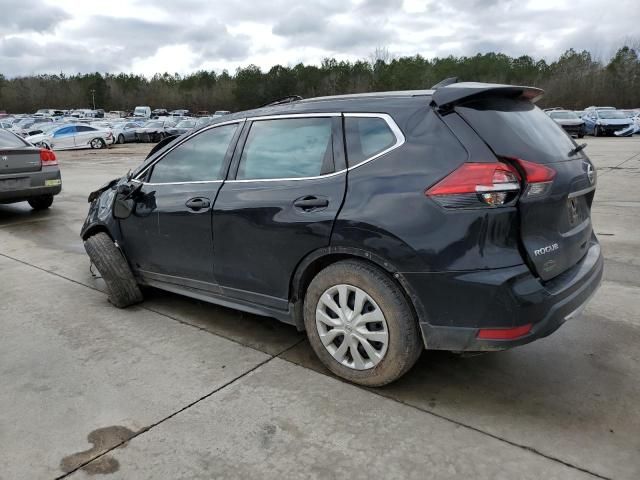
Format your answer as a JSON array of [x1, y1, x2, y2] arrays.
[[259, 95, 303, 108]]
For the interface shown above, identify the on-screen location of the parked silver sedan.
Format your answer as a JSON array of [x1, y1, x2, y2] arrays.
[[25, 124, 113, 150]]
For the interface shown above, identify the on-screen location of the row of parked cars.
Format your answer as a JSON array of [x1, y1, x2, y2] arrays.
[[0, 110, 230, 151], [545, 106, 640, 138]]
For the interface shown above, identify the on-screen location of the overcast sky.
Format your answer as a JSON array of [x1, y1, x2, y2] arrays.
[[0, 0, 637, 77]]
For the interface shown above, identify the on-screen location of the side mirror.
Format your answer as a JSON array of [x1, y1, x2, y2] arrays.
[[113, 182, 142, 219], [113, 196, 134, 219]]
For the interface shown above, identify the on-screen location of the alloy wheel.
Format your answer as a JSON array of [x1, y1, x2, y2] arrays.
[[315, 284, 389, 370]]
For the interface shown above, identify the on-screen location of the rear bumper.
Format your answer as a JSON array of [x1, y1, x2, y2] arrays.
[[403, 240, 603, 351], [0, 167, 62, 203]]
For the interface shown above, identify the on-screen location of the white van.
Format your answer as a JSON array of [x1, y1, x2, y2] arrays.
[[133, 106, 151, 119]]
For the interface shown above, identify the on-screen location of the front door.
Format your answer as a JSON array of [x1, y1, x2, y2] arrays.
[[212, 115, 346, 310], [51, 126, 77, 149], [119, 122, 241, 286]]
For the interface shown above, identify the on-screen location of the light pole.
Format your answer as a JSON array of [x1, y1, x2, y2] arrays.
[[90, 89, 96, 110]]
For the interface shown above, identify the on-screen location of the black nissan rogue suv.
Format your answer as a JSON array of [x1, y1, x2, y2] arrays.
[[81, 82, 603, 386]]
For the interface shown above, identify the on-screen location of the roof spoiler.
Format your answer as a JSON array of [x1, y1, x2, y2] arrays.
[[432, 82, 544, 109]]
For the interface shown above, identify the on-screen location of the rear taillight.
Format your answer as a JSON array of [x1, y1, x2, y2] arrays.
[[40, 149, 58, 166], [511, 158, 556, 198], [425, 162, 521, 208]]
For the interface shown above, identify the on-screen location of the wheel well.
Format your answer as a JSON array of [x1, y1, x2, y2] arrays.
[[81, 225, 111, 241], [290, 252, 422, 332]]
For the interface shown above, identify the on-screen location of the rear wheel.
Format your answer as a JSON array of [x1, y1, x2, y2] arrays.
[[28, 194, 53, 210], [303, 260, 422, 386], [90, 138, 106, 149], [84, 232, 143, 308]]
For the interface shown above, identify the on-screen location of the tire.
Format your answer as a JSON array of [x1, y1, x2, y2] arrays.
[[84, 232, 143, 308], [90, 138, 106, 149], [594, 126, 600, 137], [117, 134, 125, 144], [578, 133, 584, 139], [28, 194, 53, 210], [303, 260, 422, 386]]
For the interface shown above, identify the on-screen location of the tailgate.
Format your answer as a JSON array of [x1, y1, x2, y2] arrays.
[[456, 96, 597, 281], [517, 158, 595, 280], [0, 148, 42, 174]]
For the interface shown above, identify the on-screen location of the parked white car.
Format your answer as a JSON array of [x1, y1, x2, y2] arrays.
[[26, 124, 113, 150]]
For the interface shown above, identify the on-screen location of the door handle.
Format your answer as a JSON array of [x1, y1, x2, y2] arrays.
[[293, 196, 329, 211], [185, 197, 211, 211]]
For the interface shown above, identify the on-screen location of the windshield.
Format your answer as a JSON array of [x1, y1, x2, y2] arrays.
[[176, 120, 195, 128], [134, 108, 148, 115], [599, 110, 628, 119], [550, 111, 578, 119], [144, 121, 163, 128]]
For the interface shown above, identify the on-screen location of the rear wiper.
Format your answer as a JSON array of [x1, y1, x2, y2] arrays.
[[569, 143, 587, 156]]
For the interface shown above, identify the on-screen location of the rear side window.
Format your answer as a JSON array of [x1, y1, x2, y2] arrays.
[[237, 118, 333, 180], [150, 123, 238, 183], [456, 98, 577, 163], [76, 126, 96, 132], [0, 129, 27, 148], [345, 116, 397, 166]]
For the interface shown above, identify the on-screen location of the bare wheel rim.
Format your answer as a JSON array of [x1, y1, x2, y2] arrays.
[[315, 284, 389, 370]]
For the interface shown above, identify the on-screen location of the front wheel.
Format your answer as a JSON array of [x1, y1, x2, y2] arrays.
[[28, 194, 53, 210], [84, 232, 143, 308], [594, 126, 600, 137], [303, 260, 423, 386], [117, 134, 125, 144]]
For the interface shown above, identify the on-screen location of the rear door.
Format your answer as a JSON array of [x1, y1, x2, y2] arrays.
[[212, 114, 346, 309], [74, 125, 99, 147], [456, 97, 596, 281], [52, 126, 77, 149]]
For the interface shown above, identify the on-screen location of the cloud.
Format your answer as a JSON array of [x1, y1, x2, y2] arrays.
[[0, 0, 70, 33], [0, 0, 638, 77]]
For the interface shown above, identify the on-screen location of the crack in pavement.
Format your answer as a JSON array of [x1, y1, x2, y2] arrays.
[[0, 251, 613, 480], [597, 150, 640, 177]]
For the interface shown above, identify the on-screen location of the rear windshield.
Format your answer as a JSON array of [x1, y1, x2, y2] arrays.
[[456, 97, 576, 163], [0, 129, 28, 148]]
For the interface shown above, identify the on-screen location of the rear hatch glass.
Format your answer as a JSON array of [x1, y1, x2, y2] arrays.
[[456, 97, 596, 281]]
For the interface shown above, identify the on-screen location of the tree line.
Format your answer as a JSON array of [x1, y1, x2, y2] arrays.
[[1, 45, 639, 114]]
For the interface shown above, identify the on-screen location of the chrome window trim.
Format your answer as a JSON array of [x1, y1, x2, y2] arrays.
[[247, 113, 341, 121], [227, 112, 405, 183], [134, 119, 245, 183], [136, 179, 224, 186], [567, 184, 596, 198]]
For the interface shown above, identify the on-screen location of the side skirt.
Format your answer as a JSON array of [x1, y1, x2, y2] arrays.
[[137, 270, 295, 325]]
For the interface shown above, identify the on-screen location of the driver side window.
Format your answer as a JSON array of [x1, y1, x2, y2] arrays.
[[149, 123, 238, 184]]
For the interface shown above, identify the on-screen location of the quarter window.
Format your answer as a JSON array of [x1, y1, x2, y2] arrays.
[[345, 116, 397, 166], [236, 118, 334, 180], [149, 123, 238, 183]]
